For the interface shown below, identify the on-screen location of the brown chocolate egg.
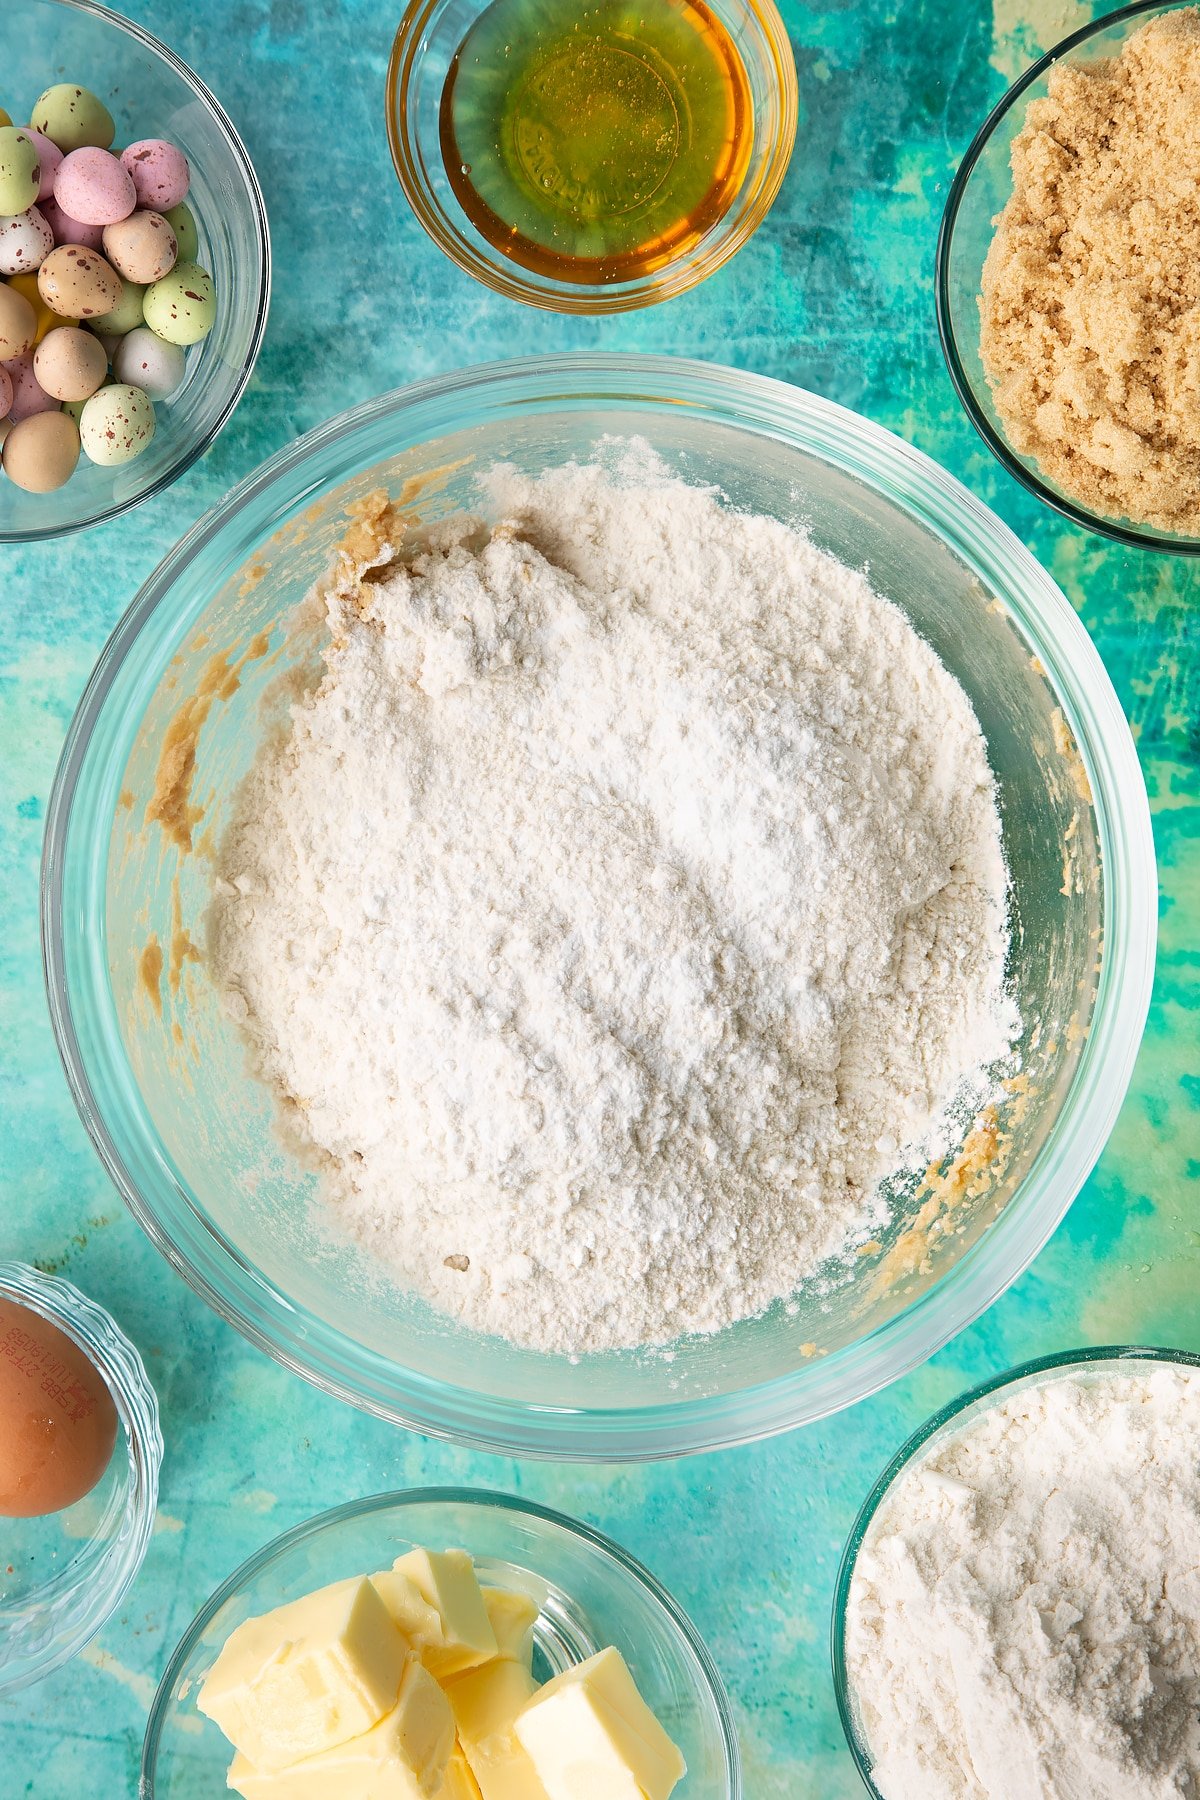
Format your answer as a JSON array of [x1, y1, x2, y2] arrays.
[[0, 1296, 117, 1514], [37, 244, 121, 318], [34, 324, 107, 401], [2, 411, 81, 492], [102, 210, 177, 285]]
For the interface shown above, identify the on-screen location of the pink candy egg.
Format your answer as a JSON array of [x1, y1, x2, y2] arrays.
[[0, 206, 54, 275], [2, 350, 58, 421], [54, 147, 136, 227], [0, 364, 12, 416], [120, 139, 189, 211], [22, 129, 63, 203], [41, 195, 105, 251]]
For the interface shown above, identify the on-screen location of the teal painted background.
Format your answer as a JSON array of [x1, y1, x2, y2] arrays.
[[2, 1, 1197, 1794]]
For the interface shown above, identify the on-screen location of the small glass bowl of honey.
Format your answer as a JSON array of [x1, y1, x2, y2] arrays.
[[387, 0, 797, 312]]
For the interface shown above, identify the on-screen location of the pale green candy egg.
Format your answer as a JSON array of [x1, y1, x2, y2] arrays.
[[90, 277, 145, 337], [143, 261, 215, 346], [79, 381, 155, 465], [30, 84, 115, 152], [163, 201, 199, 263], [0, 126, 41, 213]]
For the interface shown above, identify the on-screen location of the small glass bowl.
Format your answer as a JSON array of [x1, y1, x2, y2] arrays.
[[831, 1345, 1200, 1796], [386, 0, 797, 312], [0, 0, 270, 543], [0, 1261, 162, 1692], [141, 1487, 742, 1798], [936, 0, 1200, 553]]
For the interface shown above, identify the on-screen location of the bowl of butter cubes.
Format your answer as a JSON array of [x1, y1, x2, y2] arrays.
[[141, 1486, 742, 1798]]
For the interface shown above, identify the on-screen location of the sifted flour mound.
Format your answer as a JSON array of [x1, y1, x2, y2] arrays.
[[208, 446, 1016, 1353], [845, 1367, 1200, 1800]]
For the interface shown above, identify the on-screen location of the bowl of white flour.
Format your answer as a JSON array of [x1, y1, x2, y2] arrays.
[[42, 355, 1155, 1458], [835, 1346, 1200, 1800]]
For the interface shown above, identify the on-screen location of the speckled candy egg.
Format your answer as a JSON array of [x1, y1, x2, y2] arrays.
[[90, 276, 144, 338], [39, 195, 104, 250], [163, 200, 198, 263], [34, 325, 107, 401], [2, 350, 58, 421], [0, 363, 11, 415], [30, 85, 114, 154], [2, 408, 79, 491], [7, 272, 77, 343], [120, 140, 189, 212], [38, 245, 121, 318], [102, 210, 176, 285], [143, 261, 214, 346], [0, 206, 54, 274], [0, 281, 36, 357], [0, 126, 41, 214], [54, 147, 136, 227], [0, 109, 11, 130], [112, 325, 185, 400], [21, 129, 63, 203], [79, 380, 155, 465]]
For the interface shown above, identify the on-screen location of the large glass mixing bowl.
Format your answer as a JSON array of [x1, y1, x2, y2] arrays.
[[41, 355, 1156, 1459]]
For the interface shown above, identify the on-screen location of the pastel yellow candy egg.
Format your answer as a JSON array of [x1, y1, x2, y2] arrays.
[[5, 271, 78, 343]]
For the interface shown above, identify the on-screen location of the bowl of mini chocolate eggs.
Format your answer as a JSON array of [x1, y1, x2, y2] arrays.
[[0, 0, 269, 541]]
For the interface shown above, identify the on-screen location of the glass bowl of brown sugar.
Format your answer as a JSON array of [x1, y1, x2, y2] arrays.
[[937, 0, 1200, 553]]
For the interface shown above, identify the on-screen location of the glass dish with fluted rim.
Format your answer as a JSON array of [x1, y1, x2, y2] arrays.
[[0, 0, 270, 543], [937, 0, 1200, 553], [386, 0, 797, 312], [0, 1260, 162, 1692], [140, 1485, 740, 1798], [831, 1344, 1200, 1797], [42, 353, 1155, 1462]]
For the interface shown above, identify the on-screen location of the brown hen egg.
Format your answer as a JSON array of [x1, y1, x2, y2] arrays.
[[0, 1295, 118, 1516]]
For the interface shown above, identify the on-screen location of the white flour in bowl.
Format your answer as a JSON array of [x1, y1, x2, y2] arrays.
[[208, 444, 1017, 1353], [845, 1364, 1200, 1800]]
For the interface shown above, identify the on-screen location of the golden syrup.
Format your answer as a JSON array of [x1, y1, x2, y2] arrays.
[[440, 0, 754, 285]]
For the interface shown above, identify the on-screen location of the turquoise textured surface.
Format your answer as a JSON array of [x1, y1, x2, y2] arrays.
[[1, 1, 1197, 1794]]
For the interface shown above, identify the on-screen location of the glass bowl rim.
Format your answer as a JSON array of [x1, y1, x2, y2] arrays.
[[0, 0, 272, 545], [0, 1259, 163, 1692], [384, 0, 799, 315], [139, 1482, 743, 1797], [40, 351, 1157, 1461], [935, 0, 1200, 555], [830, 1342, 1200, 1794]]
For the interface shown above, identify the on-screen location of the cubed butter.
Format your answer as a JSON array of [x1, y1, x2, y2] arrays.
[[440, 1744, 484, 1800], [481, 1586, 538, 1669], [197, 1576, 408, 1771], [514, 1647, 686, 1800], [372, 1567, 447, 1652], [225, 1656, 454, 1800], [446, 1657, 550, 1800], [391, 1548, 498, 1679]]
